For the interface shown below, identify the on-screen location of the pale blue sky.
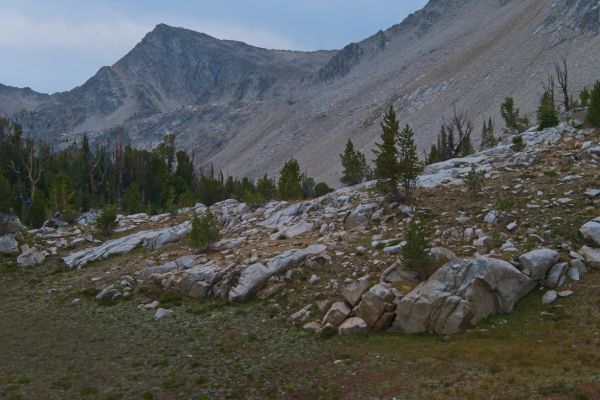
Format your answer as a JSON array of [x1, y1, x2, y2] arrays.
[[0, 0, 428, 94]]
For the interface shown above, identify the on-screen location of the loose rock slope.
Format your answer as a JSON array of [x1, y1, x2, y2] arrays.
[[2, 123, 596, 339]]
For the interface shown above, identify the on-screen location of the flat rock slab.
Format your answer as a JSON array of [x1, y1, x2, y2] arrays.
[[228, 245, 326, 302], [63, 221, 191, 269]]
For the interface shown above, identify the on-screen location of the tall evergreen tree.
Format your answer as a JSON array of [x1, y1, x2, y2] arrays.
[[586, 81, 600, 128], [340, 139, 368, 186], [427, 144, 441, 165], [278, 159, 302, 200], [537, 91, 560, 130], [398, 124, 423, 202], [175, 151, 194, 190], [256, 175, 277, 200], [373, 106, 401, 199], [480, 117, 497, 150]]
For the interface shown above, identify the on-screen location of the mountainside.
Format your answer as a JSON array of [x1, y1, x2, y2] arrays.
[[1, 0, 599, 184]]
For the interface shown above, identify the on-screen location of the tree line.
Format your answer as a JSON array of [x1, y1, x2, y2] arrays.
[[0, 123, 332, 228], [339, 74, 600, 198]]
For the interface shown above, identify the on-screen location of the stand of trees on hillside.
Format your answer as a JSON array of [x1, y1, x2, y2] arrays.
[[0, 119, 331, 228]]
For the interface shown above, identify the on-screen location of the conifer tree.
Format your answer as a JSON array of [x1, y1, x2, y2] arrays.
[[501, 97, 529, 131], [501, 97, 519, 130], [373, 106, 401, 199], [256, 175, 277, 200], [586, 81, 600, 128], [190, 209, 221, 252], [537, 91, 560, 130], [123, 183, 142, 214], [580, 87, 591, 107], [314, 182, 333, 197], [48, 173, 75, 216], [278, 159, 302, 200], [398, 124, 423, 201], [480, 117, 497, 150], [0, 173, 12, 213], [340, 139, 368, 186], [427, 144, 441, 165], [402, 216, 432, 280]]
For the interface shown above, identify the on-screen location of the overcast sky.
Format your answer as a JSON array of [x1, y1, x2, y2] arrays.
[[0, 0, 428, 94]]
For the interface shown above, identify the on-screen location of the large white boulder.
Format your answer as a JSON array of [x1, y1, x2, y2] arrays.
[[518, 249, 560, 281], [338, 317, 368, 336], [580, 217, 600, 246], [393, 257, 536, 335], [579, 246, 600, 269], [0, 234, 18, 254]]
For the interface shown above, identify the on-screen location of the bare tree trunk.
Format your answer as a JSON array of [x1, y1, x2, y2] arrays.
[[543, 73, 555, 107], [555, 56, 569, 112]]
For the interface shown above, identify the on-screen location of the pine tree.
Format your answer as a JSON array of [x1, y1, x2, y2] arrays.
[[48, 173, 75, 216], [580, 87, 591, 107], [340, 139, 367, 186], [301, 174, 316, 199], [427, 144, 441, 165], [256, 175, 277, 200], [402, 216, 432, 280], [480, 118, 497, 150], [0, 173, 12, 213], [96, 204, 118, 236], [373, 106, 401, 199], [459, 134, 474, 157], [25, 190, 47, 228], [501, 97, 519, 130], [586, 81, 600, 128], [278, 159, 302, 200], [398, 124, 423, 202], [438, 125, 449, 161], [314, 182, 333, 197], [537, 91, 560, 130], [190, 209, 221, 252], [123, 183, 142, 214]]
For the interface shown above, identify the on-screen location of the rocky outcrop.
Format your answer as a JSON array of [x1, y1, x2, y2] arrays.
[[229, 245, 326, 302], [392, 258, 536, 335], [63, 221, 191, 269]]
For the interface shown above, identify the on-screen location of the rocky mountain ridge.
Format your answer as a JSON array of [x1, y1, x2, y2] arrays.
[[1, 0, 600, 184]]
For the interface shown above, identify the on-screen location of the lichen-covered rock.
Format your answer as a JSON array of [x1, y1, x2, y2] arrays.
[[393, 257, 536, 335]]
